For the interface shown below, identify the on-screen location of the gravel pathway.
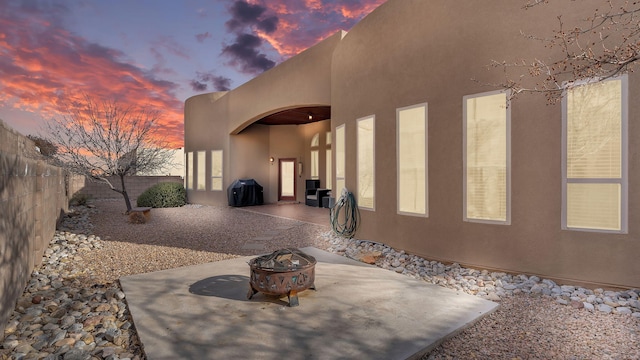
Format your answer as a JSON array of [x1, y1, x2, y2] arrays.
[[82, 200, 331, 283], [2, 199, 639, 359]]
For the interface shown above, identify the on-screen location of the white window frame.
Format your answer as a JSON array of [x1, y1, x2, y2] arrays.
[[186, 151, 193, 190], [462, 90, 511, 225], [357, 115, 375, 211], [326, 148, 332, 190], [196, 151, 206, 191], [396, 103, 428, 217], [211, 150, 223, 191], [310, 133, 320, 180], [335, 124, 346, 193], [561, 75, 628, 233], [326, 131, 332, 190]]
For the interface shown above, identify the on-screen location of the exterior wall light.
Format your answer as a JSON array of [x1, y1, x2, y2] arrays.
[[269, 156, 274, 164]]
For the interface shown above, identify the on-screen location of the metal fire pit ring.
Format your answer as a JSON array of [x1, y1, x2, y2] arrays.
[[247, 248, 317, 307]]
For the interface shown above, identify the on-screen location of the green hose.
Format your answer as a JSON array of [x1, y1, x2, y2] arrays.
[[330, 189, 360, 238]]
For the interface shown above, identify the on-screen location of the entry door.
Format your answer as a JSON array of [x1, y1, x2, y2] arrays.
[[278, 158, 296, 201]]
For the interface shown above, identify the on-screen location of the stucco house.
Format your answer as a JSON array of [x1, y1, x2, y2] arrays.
[[184, 0, 640, 289]]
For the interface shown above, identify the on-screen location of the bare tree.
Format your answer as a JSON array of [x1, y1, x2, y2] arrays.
[[45, 96, 176, 212], [487, 0, 639, 102]]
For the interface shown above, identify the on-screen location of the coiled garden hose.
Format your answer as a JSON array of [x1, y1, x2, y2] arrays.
[[330, 188, 360, 238]]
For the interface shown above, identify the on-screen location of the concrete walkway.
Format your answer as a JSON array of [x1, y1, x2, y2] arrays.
[[120, 248, 499, 359]]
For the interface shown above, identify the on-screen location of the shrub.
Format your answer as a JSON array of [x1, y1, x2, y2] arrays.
[[136, 182, 186, 208]]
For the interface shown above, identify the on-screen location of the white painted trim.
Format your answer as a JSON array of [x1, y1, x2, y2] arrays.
[[396, 103, 429, 218], [561, 75, 628, 233], [462, 89, 511, 225], [357, 115, 376, 211]]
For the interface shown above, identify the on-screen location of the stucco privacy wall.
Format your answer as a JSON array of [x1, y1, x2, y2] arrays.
[[75, 176, 183, 203], [331, 0, 640, 288], [0, 120, 83, 340]]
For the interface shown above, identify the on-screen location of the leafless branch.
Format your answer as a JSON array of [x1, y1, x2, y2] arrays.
[[490, 0, 639, 102], [45, 94, 177, 210]]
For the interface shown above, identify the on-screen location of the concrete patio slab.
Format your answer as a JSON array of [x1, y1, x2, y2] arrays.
[[120, 248, 499, 360]]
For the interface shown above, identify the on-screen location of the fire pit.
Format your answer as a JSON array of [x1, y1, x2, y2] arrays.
[[247, 248, 317, 307]]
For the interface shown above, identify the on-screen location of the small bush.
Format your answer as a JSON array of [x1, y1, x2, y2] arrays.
[[136, 182, 186, 208]]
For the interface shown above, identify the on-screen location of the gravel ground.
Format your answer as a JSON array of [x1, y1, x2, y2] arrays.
[[425, 295, 640, 359], [82, 200, 332, 284], [5, 199, 638, 359]]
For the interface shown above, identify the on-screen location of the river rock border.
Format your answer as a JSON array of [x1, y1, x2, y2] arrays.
[[323, 233, 640, 317], [1, 207, 143, 360]]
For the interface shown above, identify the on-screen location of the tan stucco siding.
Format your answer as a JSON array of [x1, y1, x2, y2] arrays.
[[184, 92, 231, 205], [331, 0, 640, 288], [226, 31, 343, 135]]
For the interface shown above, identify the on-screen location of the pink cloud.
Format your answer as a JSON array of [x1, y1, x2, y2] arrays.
[[0, 3, 185, 147], [245, 0, 387, 58]]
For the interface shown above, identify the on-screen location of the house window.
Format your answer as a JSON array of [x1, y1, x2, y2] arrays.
[[310, 151, 319, 179], [325, 131, 332, 190], [463, 91, 511, 224], [335, 125, 345, 193], [397, 103, 428, 216], [310, 133, 319, 180], [357, 116, 375, 210], [186, 152, 193, 190], [326, 148, 332, 190], [563, 76, 627, 232], [197, 151, 206, 191], [211, 150, 223, 191]]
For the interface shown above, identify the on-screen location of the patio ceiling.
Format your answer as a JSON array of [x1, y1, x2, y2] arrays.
[[256, 106, 331, 126]]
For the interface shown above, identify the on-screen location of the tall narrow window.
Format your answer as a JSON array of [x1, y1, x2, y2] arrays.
[[211, 150, 223, 191], [563, 76, 627, 232], [326, 148, 332, 190], [335, 125, 345, 193], [197, 151, 206, 191], [186, 152, 193, 190], [310, 151, 319, 179], [357, 116, 375, 210], [326, 131, 332, 190], [397, 103, 428, 216], [310, 133, 319, 180], [463, 91, 510, 224]]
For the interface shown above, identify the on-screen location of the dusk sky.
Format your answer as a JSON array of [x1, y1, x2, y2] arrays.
[[0, 0, 386, 147]]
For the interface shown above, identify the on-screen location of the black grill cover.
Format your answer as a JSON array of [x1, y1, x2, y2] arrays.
[[227, 179, 264, 207]]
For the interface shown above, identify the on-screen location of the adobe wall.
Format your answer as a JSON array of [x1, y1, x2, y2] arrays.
[[185, 119, 330, 205], [225, 32, 342, 134], [75, 176, 183, 203], [331, 0, 640, 288], [0, 120, 83, 340]]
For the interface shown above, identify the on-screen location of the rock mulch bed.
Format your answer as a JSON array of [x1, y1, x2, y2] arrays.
[[2, 202, 639, 359], [1, 205, 143, 360], [327, 236, 640, 317]]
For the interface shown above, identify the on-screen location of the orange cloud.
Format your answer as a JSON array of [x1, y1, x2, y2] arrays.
[[0, 4, 184, 147], [248, 0, 387, 58]]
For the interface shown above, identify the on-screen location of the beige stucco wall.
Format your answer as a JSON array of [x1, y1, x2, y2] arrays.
[[184, 0, 639, 288], [184, 32, 339, 205], [226, 31, 343, 135], [185, 120, 331, 205], [331, 0, 640, 288]]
